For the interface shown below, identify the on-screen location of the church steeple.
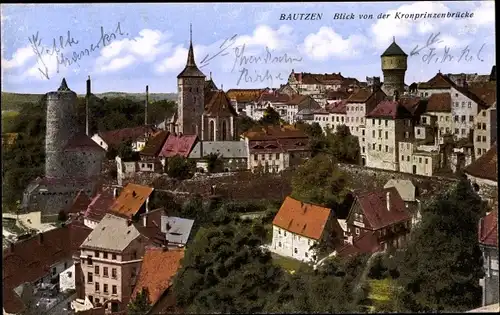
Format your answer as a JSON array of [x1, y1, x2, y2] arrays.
[[177, 24, 205, 78]]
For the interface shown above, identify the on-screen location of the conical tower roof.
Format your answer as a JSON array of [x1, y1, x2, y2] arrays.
[[58, 78, 71, 91], [381, 38, 407, 57], [177, 24, 205, 78]]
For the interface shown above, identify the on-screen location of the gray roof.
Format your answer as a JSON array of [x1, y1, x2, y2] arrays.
[[160, 216, 194, 245], [381, 41, 407, 57], [384, 179, 416, 202], [188, 141, 248, 159], [81, 214, 142, 252]]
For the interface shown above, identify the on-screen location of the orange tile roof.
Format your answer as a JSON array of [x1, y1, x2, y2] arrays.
[[110, 183, 154, 218], [464, 144, 498, 181], [243, 125, 308, 141], [468, 82, 497, 107], [478, 210, 498, 247], [272, 196, 331, 240], [226, 89, 266, 103], [418, 72, 454, 89], [131, 247, 184, 306], [347, 88, 373, 103]]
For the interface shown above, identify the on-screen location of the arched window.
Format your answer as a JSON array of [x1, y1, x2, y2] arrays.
[[209, 120, 215, 141], [222, 120, 227, 141]]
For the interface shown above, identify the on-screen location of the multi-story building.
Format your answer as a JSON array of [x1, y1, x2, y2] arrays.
[[79, 214, 164, 313], [345, 87, 387, 138], [271, 196, 344, 263], [417, 72, 454, 99], [326, 101, 347, 133], [243, 125, 310, 173], [365, 99, 415, 171], [474, 102, 497, 158], [226, 88, 267, 114], [425, 93, 453, 144], [478, 210, 499, 307], [344, 187, 412, 251], [285, 95, 322, 123], [450, 85, 488, 141], [245, 92, 291, 121], [288, 70, 345, 93]]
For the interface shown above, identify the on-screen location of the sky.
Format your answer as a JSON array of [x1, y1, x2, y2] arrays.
[[1, 2, 495, 94]]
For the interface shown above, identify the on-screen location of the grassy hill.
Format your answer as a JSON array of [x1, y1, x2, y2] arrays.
[[1, 91, 177, 111]]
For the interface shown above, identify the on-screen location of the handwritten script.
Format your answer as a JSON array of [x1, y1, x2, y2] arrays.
[[199, 35, 302, 86], [28, 22, 129, 80], [410, 32, 485, 64]]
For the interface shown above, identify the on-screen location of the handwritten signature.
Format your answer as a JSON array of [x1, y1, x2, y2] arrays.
[[410, 32, 485, 64], [199, 34, 238, 68], [236, 68, 286, 86], [230, 43, 303, 73], [28, 22, 129, 80]]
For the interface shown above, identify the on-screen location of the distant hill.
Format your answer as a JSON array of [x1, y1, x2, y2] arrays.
[[1, 92, 178, 111]]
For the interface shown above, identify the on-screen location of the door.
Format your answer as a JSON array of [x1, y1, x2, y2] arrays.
[[412, 165, 417, 174]]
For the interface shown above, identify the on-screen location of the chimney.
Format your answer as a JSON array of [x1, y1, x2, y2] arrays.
[[113, 187, 118, 198], [86, 76, 91, 136], [386, 191, 391, 211], [127, 219, 133, 226], [145, 85, 149, 126], [38, 233, 44, 245], [132, 191, 137, 197]]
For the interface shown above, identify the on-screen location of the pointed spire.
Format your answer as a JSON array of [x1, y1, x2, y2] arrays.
[[58, 78, 70, 91], [186, 24, 196, 66], [210, 72, 212, 80], [393, 36, 395, 43]]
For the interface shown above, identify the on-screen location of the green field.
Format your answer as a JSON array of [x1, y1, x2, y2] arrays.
[[271, 253, 308, 272], [367, 278, 396, 312], [1, 93, 44, 111]]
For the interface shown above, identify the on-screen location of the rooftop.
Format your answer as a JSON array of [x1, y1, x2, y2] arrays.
[[243, 125, 308, 141], [97, 126, 156, 149], [366, 100, 414, 119], [204, 90, 238, 117], [140, 130, 170, 157], [188, 141, 248, 159], [381, 40, 408, 57], [464, 144, 498, 182], [272, 196, 331, 240], [336, 231, 381, 257], [226, 88, 266, 103], [159, 134, 198, 158], [84, 187, 116, 222], [478, 210, 498, 248], [160, 216, 195, 245], [131, 247, 184, 307], [426, 92, 451, 112], [64, 132, 105, 152], [110, 183, 154, 218]]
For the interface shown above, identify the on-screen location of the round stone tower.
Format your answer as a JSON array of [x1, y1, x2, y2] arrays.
[[45, 78, 79, 178], [381, 37, 408, 98]]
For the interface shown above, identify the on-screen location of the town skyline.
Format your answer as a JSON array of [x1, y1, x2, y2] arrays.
[[1, 1, 495, 94]]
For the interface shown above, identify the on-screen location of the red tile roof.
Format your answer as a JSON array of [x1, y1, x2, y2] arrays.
[[140, 131, 170, 157], [98, 126, 156, 149], [478, 210, 498, 247], [243, 125, 308, 141], [67, 190, 92, 214], [286, 95, 321, 111], [292, 72, 344, 85], [3, 222, 91, 314], [366, 100, 414, 119], [326, 90, 349, 100], [226, 89, 266, 103], [273, 196, 331, 240], [110, 183, 154, 218], [84, 187, 116, 222], [336, 231, 381, 258], [426, 93, 452, 112], [204, 90, 238, 117], [468, 82, 497, 107], [131, 247, 185, 306], [464, 144, 498, 181], [347, 88, 374, 103], [418, 72, 455, 89], [159, 134, 198, 158], [64, 132, 106, 152], [326, 100, 348, 114], [258, 91, 292, 103], [352, 187, 411, 230]]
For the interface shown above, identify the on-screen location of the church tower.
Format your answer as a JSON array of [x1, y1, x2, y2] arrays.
[[176, 24, 206, 136], [381, 37, 407, 98]]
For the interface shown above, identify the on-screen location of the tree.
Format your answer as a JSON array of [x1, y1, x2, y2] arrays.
[[291, 154, 350, 209], [116, 139, 139, 162], [167, 155, 193, 180], [237, 116, 260, 134], [394, 178, 486, 312], [128, 288, 152, 315], [172, 224, 286, 314], [323, 125, 360, 164], [259, 106, 281, 125], [206, 153, 223, 173]]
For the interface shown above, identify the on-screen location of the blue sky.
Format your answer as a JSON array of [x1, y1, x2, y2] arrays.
[[1, 2, 495, 94]]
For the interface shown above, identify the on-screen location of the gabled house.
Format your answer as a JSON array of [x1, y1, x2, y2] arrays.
[[131, 247, 185, 315], [345, 187, 411, 251], [478, 210, 499, 307], [109, 183, 154, 225], [158, 134, 198, 166], [82, 187, 117, 229], [3, 220, 91, 315], [271, 196, 344, 263], [91, 126, 156, 152], [188, 140, 248, 172], [78, 214, 165, 314], [138, 130, 170, 172], [383, 179, 421, 226]]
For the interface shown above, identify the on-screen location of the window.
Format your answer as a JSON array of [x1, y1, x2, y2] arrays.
[[378, 144, 382, 151], [268, 154, 272, 160], [103, 267, 108, 278], [454, 116, 459, 122], [284, 231, 287, 236], [253, 154, 257, 161], [372, 130, 375, 137], [278, 229, 281, 235], [278, 242, 282, 247], [275, 153, 279, 159], [482, 111, 486, 117], [385, 120, 388, 127], [461, 101, 465, 108], [454, 128, 459, 134], [372, 143, 375, 150], [112, 285, 117, 295], [385, 145, 388, 152], [469, 116, 474, 122], [482, 136, 486, 142], [446, 116, 450, 121], [407, 156, 410, 161], [425, 158, 428, 165], [378, 119, 381, 125], [95, 282, 100, 292], [362, 129, 365, 136], [112, 254, 117, 260], [455, 93, 458, 97], [294, 248, 298, 254], [104, 284, 108, 294], [477, 136, 481, 142], [461, 129, 466, 135], [87, 272, 93, 283], [103, 252, 108, 259], [372, 119, 375, 124], [477, 148, 481, 155], [95, 251, 99, 258], [355, 228, 360, 235], [461, 115, 466, 122], [419, 157, 422, 163], [477, 123, 482, 129], [112, 268, 117, 279], [417, 129, 421, 135], [95, 265, 99, 275], [482, 123, 487, 130], [422, 117, 427, 124], [87, 256, 93, 265], [385, 131, 388, 139], [305, 252, 309, 258], [362, 138, 365, 142], [362, 147, 365, 153], [89, 296, 93, 304], [401, 155, 404, 161], [378, 130, 382, 138]]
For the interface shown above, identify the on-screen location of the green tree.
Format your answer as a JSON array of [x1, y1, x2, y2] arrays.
[[206, 153, 223, 173], [323, 125, 360, 164], [237, 116, 260, 134], [172, 224, 285, 314], [394, 178, 486, 312], [259, 106, 282, 125], [116, 139, 140, 162], [291, 153, 350, 209], [167, 155, 193, 180], [127, 288, 152, 315]]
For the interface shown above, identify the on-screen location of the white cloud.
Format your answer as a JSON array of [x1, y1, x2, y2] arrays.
[[301, 27, 368, 60], [94, 28, 171, 74], [155, 45, 189, 73], [232, 25, 295, 51], [370, 2, 450, 50], [471, 1, 495, 26], [2, 45, 35, 70]]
